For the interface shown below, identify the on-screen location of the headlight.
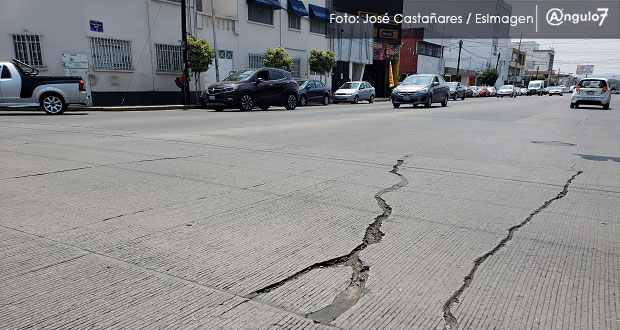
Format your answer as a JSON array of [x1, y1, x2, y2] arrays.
[[392, 89, 400, 95], [450, 89, 455, 92], [222, 85, 237, 92], [418, 88, 428, 93]]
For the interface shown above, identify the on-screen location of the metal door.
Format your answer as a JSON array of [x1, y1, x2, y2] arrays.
[[204, 50, 233, 87]]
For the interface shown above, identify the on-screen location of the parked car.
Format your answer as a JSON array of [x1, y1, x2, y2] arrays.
[[561, 85, 570, 93], [497, 85, 516, 97], [0, 59, 87, 114], [569, 85, 576, 93], [570, 78, 612, 109], [548, 86, 564, 96], [297, 80, 330, 106], [200, 68, 298, 111], [391, 74, 449, 108], [468, 86, 480, 97], [446, 82, 466, 100], [543, 87, 550, 95], [528, 80, 545, 96], [465, 87, 474, 98], [520, 88, 528, 95], [333, 81, 375, 104], [479, 87, 490, 97], [487, 86, 497, 96]]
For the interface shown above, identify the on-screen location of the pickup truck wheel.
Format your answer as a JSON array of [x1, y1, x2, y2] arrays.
[[41, 93, 67, 115]]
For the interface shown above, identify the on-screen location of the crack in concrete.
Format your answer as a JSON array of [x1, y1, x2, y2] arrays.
[[246, 157, 409, 324], [442, 170, 583, 330]]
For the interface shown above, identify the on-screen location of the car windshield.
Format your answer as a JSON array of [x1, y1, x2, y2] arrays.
[[340, 82, 360, 89], [579, 80, 605, 88], [446, 82, 458, 88], [500, 85, 513, 89], [529, 82, 541, 88], [298, 80, 308, 88], [402, 76, 433, 85], [224, 70, 256, 82]]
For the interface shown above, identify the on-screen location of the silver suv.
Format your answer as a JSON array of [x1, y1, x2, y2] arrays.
[[570, 78, 612, 109]]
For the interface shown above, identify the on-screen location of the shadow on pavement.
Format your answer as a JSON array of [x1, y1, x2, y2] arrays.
[[575, 154, 620, 162]]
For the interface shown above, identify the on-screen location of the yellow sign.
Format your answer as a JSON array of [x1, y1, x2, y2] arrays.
[[389, 61, 395, 87]]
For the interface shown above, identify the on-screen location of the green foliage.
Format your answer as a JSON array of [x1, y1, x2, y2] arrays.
[[478, 68, 499, 86], [309, 49, 337, 75], [530, 74, 546, 80], [264, 46, 293, 71], [609, 78, 619, 90], [186, 34, 215, 75]]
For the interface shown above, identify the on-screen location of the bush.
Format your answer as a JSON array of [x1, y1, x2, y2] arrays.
[[478, 68, 499, 86], [264, 46, 293, 71]]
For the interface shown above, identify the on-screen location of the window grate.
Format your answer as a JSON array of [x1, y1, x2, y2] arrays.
[[249, 53, 265, 69], [288, 14, 301, 30], [12, 34, 44, 67], [156, 44, 183, 73], [310, 19, 326, 35], [218, 50, 233, 59], [90, 37, 133, 71], [248, 4, 273, 25], [291, 58, 301, 77]]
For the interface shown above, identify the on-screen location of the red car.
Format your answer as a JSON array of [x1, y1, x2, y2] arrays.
[[478, 87, 490, 97]]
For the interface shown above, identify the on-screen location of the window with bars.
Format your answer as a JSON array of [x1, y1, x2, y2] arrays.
[[155, 44, 183, 73], [218, 50, 233, 59], [291, 58, 301, 77], [12, 34, 44, 67], [248, 53, 265, 69], [310, 19, 326, 35], [248, 4, 273, 25], [90, 37, 133, 71], [288, 14, 301, 30]]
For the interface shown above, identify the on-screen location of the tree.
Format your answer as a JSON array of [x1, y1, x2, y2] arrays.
[[309, 49, 336, 83], [478, 67, 499, 86], [185, 34, 215, 102], [530, 74, 545, 80], [264, 46, 293, 71]]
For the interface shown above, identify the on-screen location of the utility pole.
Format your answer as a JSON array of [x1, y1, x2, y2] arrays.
[[181, 0, 190, 105], [495, 52, 500, 70], [455, 40, 463, 83], [210, 0, 220, 82], [536, 65, 539, 77]]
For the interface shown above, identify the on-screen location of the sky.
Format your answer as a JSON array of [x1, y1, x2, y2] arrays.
[[521, 39, 620, 78]]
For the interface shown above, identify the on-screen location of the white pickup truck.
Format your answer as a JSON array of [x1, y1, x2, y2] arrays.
[[0, 60, 88, 114]]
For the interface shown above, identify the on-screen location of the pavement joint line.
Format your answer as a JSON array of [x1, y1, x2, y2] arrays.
[[245, 157, 410, 325], [0, 224, 340, 328], [441, 170, 584, 330]]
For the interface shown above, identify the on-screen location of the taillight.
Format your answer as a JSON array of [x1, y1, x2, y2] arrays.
[[602, 86, 608, 94], [575, 86, 581, 94], [79, 80, 85, 91]]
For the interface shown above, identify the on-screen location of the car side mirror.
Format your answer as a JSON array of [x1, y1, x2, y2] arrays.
[[306, 85, 311, 90], [255, 77, 264, 85], [432, 82, 439, 86], [359, 86, 364, 90]]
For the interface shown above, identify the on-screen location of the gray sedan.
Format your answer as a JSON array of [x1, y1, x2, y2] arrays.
[[332, 81, 376, 104]]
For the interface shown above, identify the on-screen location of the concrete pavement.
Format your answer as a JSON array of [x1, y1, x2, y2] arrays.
[[1, 95, 619, 329]]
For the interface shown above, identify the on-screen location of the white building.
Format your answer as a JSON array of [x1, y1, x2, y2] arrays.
[[0, 0, 331, 105], [517, 41, 555, 73]]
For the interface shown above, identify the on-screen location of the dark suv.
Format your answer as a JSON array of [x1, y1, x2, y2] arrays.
[[200, 68, 299, 111]]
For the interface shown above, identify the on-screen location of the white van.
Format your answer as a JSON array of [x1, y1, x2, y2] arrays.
[[527, 80, 545, 96]]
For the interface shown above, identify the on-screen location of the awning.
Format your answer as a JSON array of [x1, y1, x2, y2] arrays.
[[247, 0, 281, 10], [287, 0, 308, 16], [308, 4, 330, 21]]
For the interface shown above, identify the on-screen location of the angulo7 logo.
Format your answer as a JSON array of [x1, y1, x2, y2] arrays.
[[546, 7, 609, 26]]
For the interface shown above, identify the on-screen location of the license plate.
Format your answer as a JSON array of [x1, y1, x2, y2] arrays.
[[403, 96, 410, 101], [209, 96, 215, 101], [587, 91, 594, 95], [585, 97, 597, 101]]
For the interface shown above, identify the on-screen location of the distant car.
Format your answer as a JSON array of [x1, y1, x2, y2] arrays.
[[333, 81, 375, 104], [468, 86, 480, 97], [487, 86, 497, 96], [528, 80, 545, 96], [201, 68, 298, 111], [446, 82, 467, 100], [570, 78, 612, 109], [297, 80, 330, 106], [561, 85, 570, 93], [497, 85, 516, 97], [613, 89, 620, 94], [391, 74, 449, 108], [479, 87, 490, 97], [548, 86, 564, 96], [465, 87, 474, 98], [543, 87, 550, 95]]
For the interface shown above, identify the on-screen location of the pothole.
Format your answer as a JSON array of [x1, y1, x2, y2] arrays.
[[531, 140, 576, 146]]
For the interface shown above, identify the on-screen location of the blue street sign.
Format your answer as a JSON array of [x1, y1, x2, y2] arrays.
[[89, 20, 103, 32]]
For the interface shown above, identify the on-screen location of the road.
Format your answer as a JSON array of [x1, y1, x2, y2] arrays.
[[1, 95, 619, 329]]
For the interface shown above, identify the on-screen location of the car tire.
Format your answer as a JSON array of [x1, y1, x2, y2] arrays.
[[299, 95, 307, 106], [333, 101, 339, 104], [40, 93, 67, 115], [214, 106, 225, 112], [570, 103, 575, 109], [259, 105, 270, 111], [285, 93, 297, 110], [425, 95, 432, 108], [352, 95, 359, 104], [441, 95, 448, 107], [369, 94, 375, 103], [603, 102, 610, 110], [239, 93, 253, 111], [461, 94, 465, 100], [575, 103, 579, 109], [322, 95, 329, 105], [452, 95, 457, 101], [392, 103, 400, 108]]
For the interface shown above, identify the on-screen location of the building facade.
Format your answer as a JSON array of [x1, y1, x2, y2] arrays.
[[0, 0, 331, 106]]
